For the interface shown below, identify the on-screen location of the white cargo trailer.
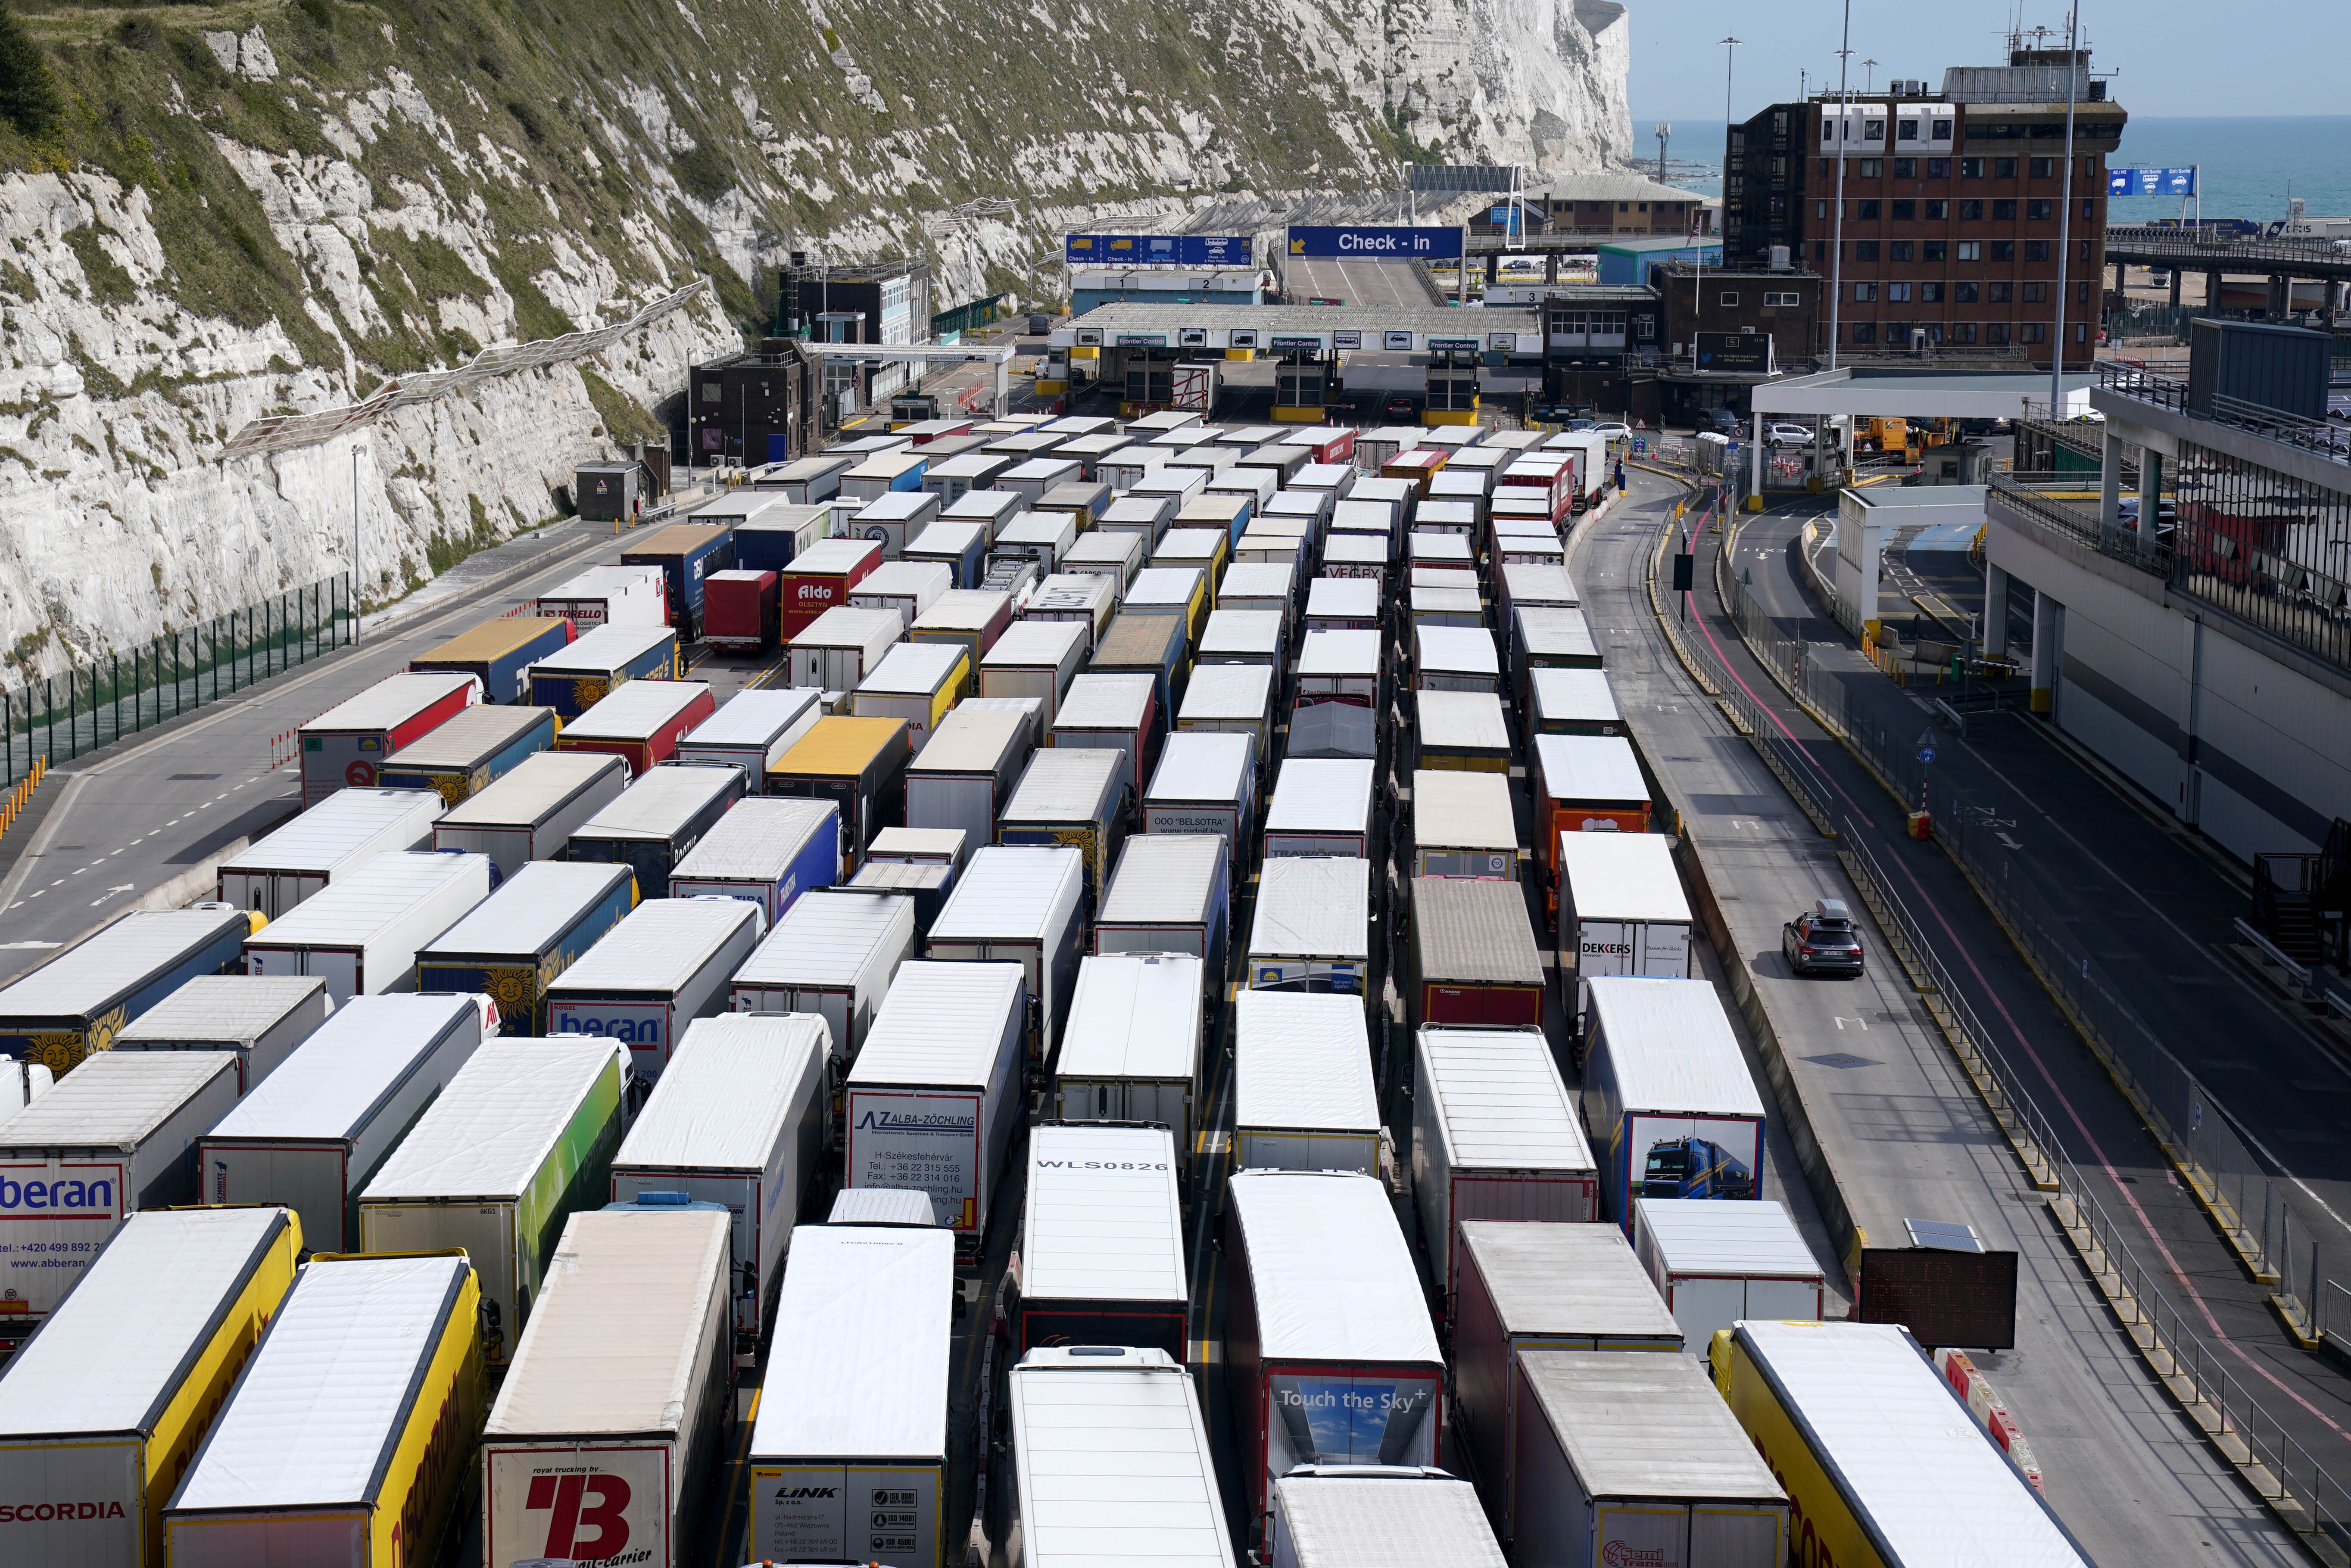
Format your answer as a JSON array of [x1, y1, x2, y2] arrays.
[[0, 1051, 242, 1335], [1262, 758, 1374, 857], [1511, 1350, 1789, 1568], [1049, 672, 1157, 804], [789, 606, 906, 690], [544, 897, 765, 1080], [1231, 990, 1378, 1174], [1174, 661, 1274, 756], [844, 961, 1025, 1242], [0, 1206, 301, 1568], [216, 788, 442, 918], [849, 560, 954, 629], [979, 618, 1088, 725], [829, 1187, 939, 1226], [611, 1014, 829, 1335], [539, 562, 669, 628], [111, 974, 328, 1092], [1246, 856, 1369, 999], [1633, 1197, 1826, 1353], [667, 797, 840, 923], [673, 686, 823, 778], [1018, 573, 1116, 650], [1412, 1025, 1598, 1304], [1583, 977, 1767, 1230], [1013, 1126, 1187, 1356], [747, 1220, 955, 1567], [906, 706, 1033, 851], [1269, 1470, 1505, 1568], [1222, 1170, 1444, 1546], [1453, 1220, 1684, 1531], [925, 846, 1084, 1061], [729, 890, 915, 1063], [241, 850, 492, 1003], [1141, 732, 1256, 868], [1050, 953, 1204, 1147], [1558, 833, 1695, 1036], [569, 762, 745, 899], [431, 750, 629, 876], [1007, 1347, 1232, 1568], [198, 992, 486, 1252], [481, 1209, 734, 1568], [1412, 769, 1518, 880]]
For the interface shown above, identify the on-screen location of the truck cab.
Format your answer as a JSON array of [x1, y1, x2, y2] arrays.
[[1641, 1136, 1755, 1201]]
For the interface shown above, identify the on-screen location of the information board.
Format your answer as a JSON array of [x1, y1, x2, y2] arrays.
[[1064, 233, 1254, 266], [1857, 1247, 2019, 1349], [1286, 226, 1465, 260]]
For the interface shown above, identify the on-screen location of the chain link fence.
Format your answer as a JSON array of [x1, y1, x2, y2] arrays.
[[0, 576, 354, 787]]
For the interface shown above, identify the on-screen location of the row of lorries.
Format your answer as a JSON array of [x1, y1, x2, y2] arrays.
[[0, 408, 2086, 1568]]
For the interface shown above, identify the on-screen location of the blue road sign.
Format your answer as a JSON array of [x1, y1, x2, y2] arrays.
[[1063, 234, 1254, 266], [2107, 166, 2197, 198], [1286, 226, 1465, 260]]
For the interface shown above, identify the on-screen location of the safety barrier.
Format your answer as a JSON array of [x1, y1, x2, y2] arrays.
[[0, 756, 44, 837]]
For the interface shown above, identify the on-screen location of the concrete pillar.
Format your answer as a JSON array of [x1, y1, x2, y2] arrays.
[[1544, 251, 1559, 284], [2030, 590, 2061, 713], [1485, 253, 1500, 286], [2169, 269, 2183, 308], [2098, 433, 2122, 529], [1983, 564, 2011, 656], [2208, 270, 2224, 313], [2137, 448, 2161, 552], [2268, 274, 2289, 320]]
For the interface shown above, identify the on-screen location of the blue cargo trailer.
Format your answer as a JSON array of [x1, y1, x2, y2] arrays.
[[377, 704, 557, 803], [415, 861, 638, 1034], [409, 617, 577, 703], [0, 906, 250, 1071], [733, 504, 836, 573], [567, 763, 747, 899], [525, 625, 680, 719], [667, 798, 842, 924], [621, 523, 739, 641]]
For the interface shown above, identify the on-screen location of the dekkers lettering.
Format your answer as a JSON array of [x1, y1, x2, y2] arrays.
[[0, 1176, 114, 1213], [0, 1500, 128, 1522]]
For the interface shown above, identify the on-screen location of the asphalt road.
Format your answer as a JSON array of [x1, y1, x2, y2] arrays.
[[1280, 255, 1441, 309], [1571, 472, 2309, 1566]]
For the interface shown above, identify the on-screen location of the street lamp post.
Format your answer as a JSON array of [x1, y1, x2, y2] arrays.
[[2051, 3, 2083, 408], [1699, 38, 1740, 373], [351, 442, 364, 644], [1827, 2, 1854, 373]]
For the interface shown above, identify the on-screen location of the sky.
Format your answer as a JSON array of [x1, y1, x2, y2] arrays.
[[1625, 0, 2340, 122]]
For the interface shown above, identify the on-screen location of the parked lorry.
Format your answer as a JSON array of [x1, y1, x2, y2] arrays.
[[537, 563, 667, 630], [218, 787, 442, 918], [767, 717, 914, 865], [702, 568, 783, 651], [666, 796, 841, 924], [1013, 1124, 1188, 1357], [1558, 833, 1694, 1041], [729, 890, 916, 1066], [240, 850, 493, 1003], [411, 616, 575, 703], [1049, 672, 1158, 806], [906, 706, 1034, 852], [1051, 952, 1205, 1149], [298, 670, 479, 805], [1232, 989, 1379, 1174], [377, 703, 556, 803], [1409, 875, 1546, 1028], [525, 624, 680, 719], [1245, 856, 1369, 1000], [620, 523, 738, 641], [432, 751, 629, 876], [543, 897, 765, 1081], [925, 846, 1084, 1062], [415, 860, 636, 1033], [110, 974, 328, 1092], [1583, 977, 1766, 1229], [567, 761, 745, 898], [789, 605, 905, 691], [557, 679, 717, 779], [1007, 1347, 1233, 1568], [1269, 1469, 1504, 1568], [1634, 1197, 1826, 1354], [673, 687, 823, 781]]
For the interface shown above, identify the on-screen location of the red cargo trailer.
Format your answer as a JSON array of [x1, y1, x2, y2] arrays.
[[1409, 876, 1546, 1027], [777, 538, 883, 639], [704, 569, 782, 652], [297, 671, 480, 806], [555, 680, 717, 779]]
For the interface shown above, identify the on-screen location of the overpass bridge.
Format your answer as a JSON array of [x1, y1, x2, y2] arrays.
[[2103, 224, 2349, 328]]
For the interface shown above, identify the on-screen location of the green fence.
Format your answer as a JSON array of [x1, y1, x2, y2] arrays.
[[1, 575, 355, 787]]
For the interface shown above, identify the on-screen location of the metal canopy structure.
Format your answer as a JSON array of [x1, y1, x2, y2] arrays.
[[800, 339, 1018, 415], [1053, 302, 1541, 357], [1753, 368, 2096, 419], [1407, 165, 1523, 194]]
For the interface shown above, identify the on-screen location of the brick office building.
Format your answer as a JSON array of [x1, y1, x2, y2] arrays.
[[1721, 49, 2126, 366]]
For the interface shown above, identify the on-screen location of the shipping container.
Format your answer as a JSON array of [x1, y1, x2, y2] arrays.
[[1175, 662, 1275, 758], [675, 688, 824, 782], [844, 961, 1026, 1242], [995, 752, 1126, 918], [747, 1219, 955, 1567], [0, 1048, 242, 1342], [432, 750, 630, 876], [558, 679, 717, 780], [853, 491, 947, 561], [790, 606, 906, 693], [160, 1253, 482, 1568], [620, 523, 738, 641], [1050, 672, 1158, 805], [1512, 1349, 1789, 1568], [569, 761, 747, 898], [1141, 731, 1256, 871], [1415, 624, 1503, 694], [526, 623, 680, 719], [359, 1037, 626, 1361], [544, 897, 765, 1080], [926, 846, 1085, 1059], [110, 974, 327, 1092], [1409, 875, 1544, 1028], [1013, 1125, 1186, 1356], [218, 787, 442, 918], [770, 717, 914, 864], [1006, 1345, 1230, 1568], [298, 671, 479, 805], [1051, 953, 1204, 1148], [768, 454, 856, 504], [1263, 758, 1374, 859], [904, 520, 989, 589], [780, 538, 885, 639], [1584, 977, 1765, 1229], [667, 797, 839, 923], [1559, 833, 1693, 1039], [377, 704, 555, 804], [1303, 576, 1379, 633], [730, 890, 914, 1064], [612, 1013, 828, 1334], [1232, 989, 1377, 1173], [1021, 573, 1117, 650], [1094, 833, 1229, 976], [942, 487, 1024, 540], [703, 569, 782, 651], [1454, 1221, 1684, 1531], [1088, 610, 1190, 721], [1268, 1469, 1503, 1568], [855, 642, 973, 754], [243, 851, 492, 1003], [1413, 1024, 1597, 1305], [848, 560, 954, 633], [1222, 1170, 1444, 1545], [537, 563, 668, 631], [1534, 736, 1654, 901], [480, 1208, 732, 1568], [1412, 770, 1518, 879], [842, 450, 931, 504], [1711, 1321, 2092, 1567], [0, 1205, 300, 1568], [920, 451, 1013, 502], [1246, 856, 1369, 998], [979, 618, 1088, 727], [414, 861, 635, 1034], [1415, 691, 1510, 774], [198, 992, 485, 1252], [411, 616, 575, 703], [1531, 666, 1623, 737], [733, 501, 836, 574], [1294, 628, 1381, 713]]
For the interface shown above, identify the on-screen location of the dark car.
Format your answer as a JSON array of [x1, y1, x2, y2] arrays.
[[1700, 408, 1743, 437], [1382, 394, 1422, 420], [1783, 897, 1865, 976]]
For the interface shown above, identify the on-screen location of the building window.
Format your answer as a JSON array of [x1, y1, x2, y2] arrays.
[[1855, 241, 1880, 261], [1814, 240, 1828, 261], [1886, 282, 1911, 302], [1957, 240, 1981, 261], [2075, 322, 2090, 342], [1924, 199, 1947, 219], [2026, 240, 2049, 261], [1890, 240, 1913, 261], [1858, 158, 1882, 178], [2077, 280, 2092, 303], [2023, 281, 2049, 302], [1986, 323, 2011, 344], [1894, 158, 1916, 179], [1950, 323, 1977, 343], [1924, 241, 1946, 262], [1851, 322, 1877, 344], [2027, 199, 2052, 220], [1637, 316, 1656, 339], [1618, 202, 1629, 212], [2020, 323, 2048, 343], [1927, 157, 1950, 178], [702, 382, 720, 401], [1992, 198, 2017, 219], [1854, 283, 1877, 302], [1989, 282, 2014, 302], [1920, 282, 1943, 302], [2031, 156, 2055, 178], [2079, 239, 2095, 262], [1892, 199, 1915, 221], [1858, 200, 1881, 219], [1991, 241, 2016, 261], [2082, 199, 2098, 221], [1955, 281, 1980, 302], [1719, 291, 1740, 307], [1821, 158, 1836, 177], [1961, 157, 1983, 177], [1933, 119, 1954, 140], [1865, 118, 1886, 140], [1883, 322, 1909, 344], [1815, 199, 1827, 219], [1995, 157, 2017, 177], [1898, 118, 1920, 141], [1959, 199, 1984, 221]]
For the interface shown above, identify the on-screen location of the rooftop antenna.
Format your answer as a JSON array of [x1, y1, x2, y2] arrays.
[[1655, 122, 1671, 183], [1861, 59, 1877, 94]]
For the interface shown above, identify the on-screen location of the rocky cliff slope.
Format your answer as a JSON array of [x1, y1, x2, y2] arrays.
[[0, 0, 1630, 675]]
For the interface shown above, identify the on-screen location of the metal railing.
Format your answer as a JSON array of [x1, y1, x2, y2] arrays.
[[219, 279, 712, 460], [2105, 224, 2351, 270], [0, 576, 353, 787], [2099, 361, 2351, 468], [1987, 471, 2171, 574], [1678, 518, 2351, 1560]]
